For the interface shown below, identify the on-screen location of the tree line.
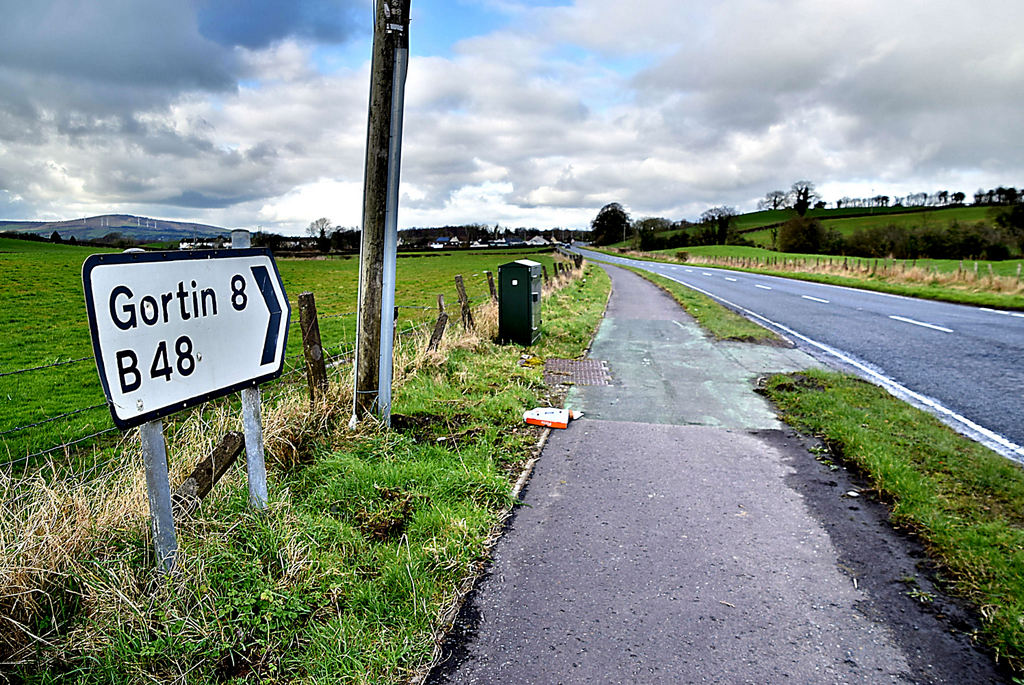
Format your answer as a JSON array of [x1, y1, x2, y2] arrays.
[[590, 180, 1024, 260]]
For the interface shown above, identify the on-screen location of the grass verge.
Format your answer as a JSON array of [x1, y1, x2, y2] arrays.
[[588, 245, 1024, 310], [617, 265, 780, 344], [0, 261, 610, 683], [760, 369, 1024, 671]]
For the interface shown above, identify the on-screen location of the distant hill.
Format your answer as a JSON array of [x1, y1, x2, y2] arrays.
[[0, 214, 230, 243]]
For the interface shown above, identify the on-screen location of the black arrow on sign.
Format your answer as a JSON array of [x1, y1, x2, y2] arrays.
[[250, 265, 282, 365]]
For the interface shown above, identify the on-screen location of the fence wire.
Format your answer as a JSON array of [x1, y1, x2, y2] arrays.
[[1, 283, 499, 470], [0, 355, 93, 378]]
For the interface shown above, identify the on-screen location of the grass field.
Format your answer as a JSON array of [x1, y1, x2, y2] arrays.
[[740, 206, 996, 247], [0, 259, 610, 683], [0, 238, 561, 465]]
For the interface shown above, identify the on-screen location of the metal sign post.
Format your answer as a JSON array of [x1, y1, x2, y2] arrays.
[[140, 419, 177, 572], [83, 240, 289, 569], [232, 230, 269, 509]]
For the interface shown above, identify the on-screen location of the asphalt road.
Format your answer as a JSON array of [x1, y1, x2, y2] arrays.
[[577, 248, 1024, 462]]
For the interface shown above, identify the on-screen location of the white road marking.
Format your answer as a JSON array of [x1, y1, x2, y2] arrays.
[[755, 284, 773, 290], [702, 272, 713, 276], [802, 295, 830, 303], [889, 315, 953, 333], [654, 272, 1024, 463], [982, 308, 1024, 319], [725, 277, 738, 282]]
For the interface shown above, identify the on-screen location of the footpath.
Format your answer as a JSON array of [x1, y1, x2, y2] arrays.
[[426, 264, 1004, 684]]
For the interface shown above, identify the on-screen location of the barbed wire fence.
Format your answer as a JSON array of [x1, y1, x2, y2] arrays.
[[0, 270, 505, 471]]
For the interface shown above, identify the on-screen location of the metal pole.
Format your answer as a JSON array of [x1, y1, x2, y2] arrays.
[[376, 43, 409, 426], [231, 229, 269, 509], [353, 0, 410, 424], [140, 420, 177, 572]]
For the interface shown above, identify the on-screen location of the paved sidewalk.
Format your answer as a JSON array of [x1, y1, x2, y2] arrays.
[[426, 264, 1003, 684]]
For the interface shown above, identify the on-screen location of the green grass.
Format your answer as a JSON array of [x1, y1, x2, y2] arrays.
[[761, 369, 1024, 671], [620, 265, 779, 344], [0, 238, 562, 465], [1, 263, 612, 683], [740, 206, 998, 247], [820, 206, 992, 234], [655, 245, 1024, 310]]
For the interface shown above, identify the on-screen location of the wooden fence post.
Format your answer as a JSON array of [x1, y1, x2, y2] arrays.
[[454, 275, 475, 331], [298, 292, 328, 403], [172, 432, 245, 518], [427, 294, 449, 352], [542, 264, 549, 284], [484, 270, 497, 302]]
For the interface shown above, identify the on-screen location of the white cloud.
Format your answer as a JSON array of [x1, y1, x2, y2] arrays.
[[2, 0, 1023, 231]]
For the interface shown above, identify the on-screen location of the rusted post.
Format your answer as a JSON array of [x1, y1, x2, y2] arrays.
[[427, 294, 449, 352], [484, 270, 497, 302], [454, 275, 475, 331], [173, 432, 245, 518], [298, 292, 328, 403]]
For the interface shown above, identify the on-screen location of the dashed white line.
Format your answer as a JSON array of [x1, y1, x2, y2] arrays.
[[802, 295, 830, 304], [755, 284, 772, 290], [701, 272, 713, 276], [888, 315, 953, 333], [654, 272, 1023, 463], [982, 308, 1024, 319], [725, 277, 738, 282]]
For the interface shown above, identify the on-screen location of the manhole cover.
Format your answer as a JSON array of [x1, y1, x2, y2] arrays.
[[543, 359, 610, 386]]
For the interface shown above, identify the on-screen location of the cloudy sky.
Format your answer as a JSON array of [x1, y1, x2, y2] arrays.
[[1, 0, 1022, 234]]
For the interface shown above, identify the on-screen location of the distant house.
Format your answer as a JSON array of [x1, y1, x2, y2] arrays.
[[526, 236, 549, 246], [179, 237, 228, 250], [429, 236, 459, 249], [488, 239, 507, 248], [505, 237, 525, 247], [469, 240, 488, 248]]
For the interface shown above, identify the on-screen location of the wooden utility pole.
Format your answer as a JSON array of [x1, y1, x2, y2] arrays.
[[352, 0, 411, 422]]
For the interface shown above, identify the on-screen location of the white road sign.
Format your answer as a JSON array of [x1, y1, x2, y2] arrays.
[[83, 249, 290, 429]]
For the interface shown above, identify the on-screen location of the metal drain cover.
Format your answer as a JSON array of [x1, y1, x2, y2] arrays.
[[543, 359, 610, 386]]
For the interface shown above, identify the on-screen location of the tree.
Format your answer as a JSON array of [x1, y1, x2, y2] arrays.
[[306, 217, 332, 238], [995, 204, 1024, 251], [788, 181, 820, 216], [590, 203, 631, 246], [699, 206, 737, 245], [634, 217, 674, 250], [758, 190, 788, 211], [49, 230, 62, 243], [777, 216, 826, 253]]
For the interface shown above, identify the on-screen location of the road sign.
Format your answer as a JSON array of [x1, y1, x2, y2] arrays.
[[83, 249, 290, 429]]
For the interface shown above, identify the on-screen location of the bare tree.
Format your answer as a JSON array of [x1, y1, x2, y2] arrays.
[[306, 217, 332, 238], [758, 190, 788, 211], [700, 206, 737, 244], [788, 181, 820, 216]]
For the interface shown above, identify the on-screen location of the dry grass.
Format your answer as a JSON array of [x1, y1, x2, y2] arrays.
[[0, 258, 589, 666], [613, 247, 1024, 297], [690, 254, 1024, 295]]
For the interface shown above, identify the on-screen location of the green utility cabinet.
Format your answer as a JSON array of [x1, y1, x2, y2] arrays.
[[498, 259, 542, 345]]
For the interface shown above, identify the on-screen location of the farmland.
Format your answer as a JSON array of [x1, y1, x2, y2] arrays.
[[738, 206, 995, 247], [0, 237, 560, 464]]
